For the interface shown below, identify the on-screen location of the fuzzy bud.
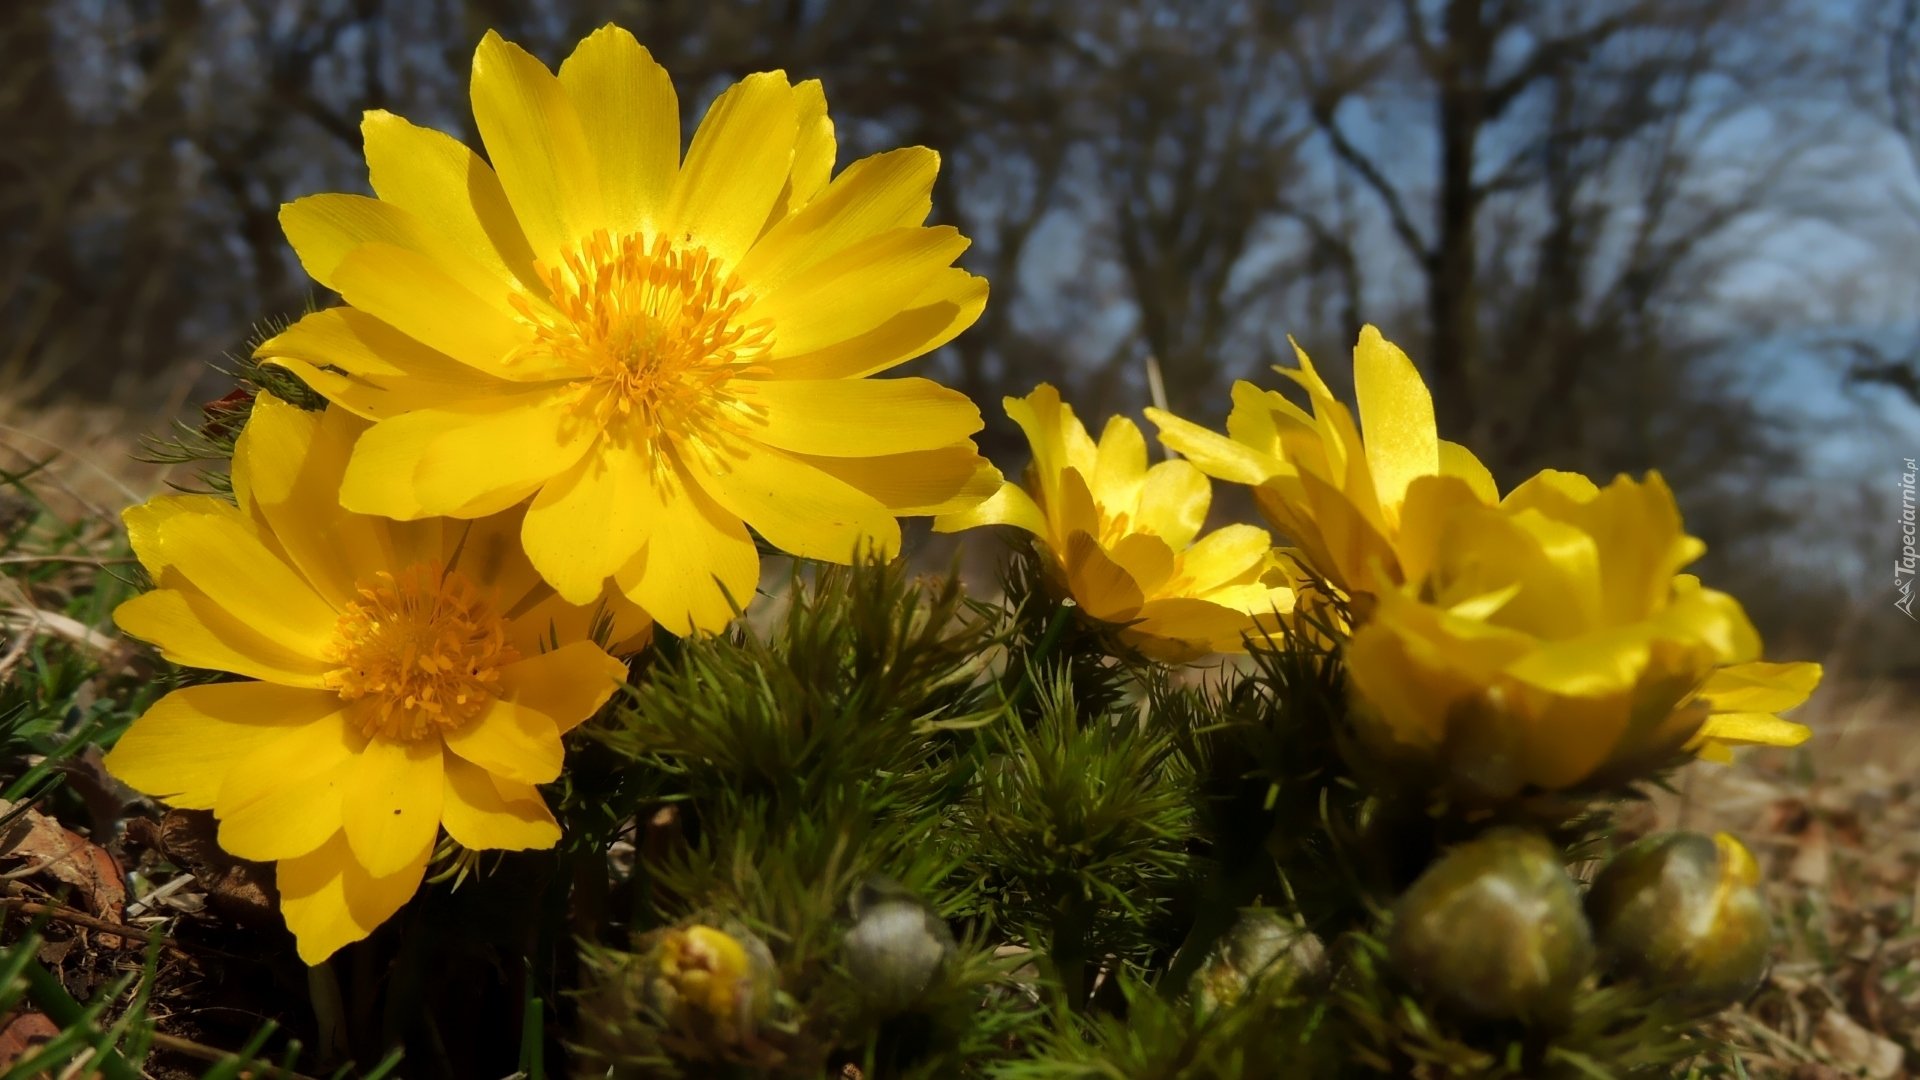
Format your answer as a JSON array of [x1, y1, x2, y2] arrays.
[[643, 923, 776, 1047], [1388, 827, 1594, 1022], [1190, 908, 1328, 1012], [844, 875, 955, 1008], [1586, 831, 1772, 1010]]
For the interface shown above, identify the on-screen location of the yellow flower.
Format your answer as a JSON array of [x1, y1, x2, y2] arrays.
[[257, 26, 999, 634], [647, 924, 773, 1045], [1341, 469, 1816, 801], [937, 385, 1298, 662], [103, 394, 647, 964], [1148, 326, 1497, 607]]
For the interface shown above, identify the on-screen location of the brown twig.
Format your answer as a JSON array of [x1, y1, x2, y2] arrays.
[[0, 890, 190, 957], [148, 1030, 322, 1080]]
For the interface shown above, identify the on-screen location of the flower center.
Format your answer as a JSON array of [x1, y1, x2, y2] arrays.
[[512, 231, 773, 456], [322, 563, 518, 743]]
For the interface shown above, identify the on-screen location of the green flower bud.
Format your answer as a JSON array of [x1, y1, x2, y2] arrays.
[[642, 922, 778, 1048], [1388, 827, 1593, 1022], [1190, 908, 1328, 1012], [1586, 831, 1771, 1010], [844, 875, 955, 1008]]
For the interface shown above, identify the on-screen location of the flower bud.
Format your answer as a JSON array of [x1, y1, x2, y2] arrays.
[[643, 923, 777, 1047], [1388, 827, 1593, 1022], [1190, 908, 1328, 1011], [1586, 831, 1771, 1010], [843, 875, 955, 1008]]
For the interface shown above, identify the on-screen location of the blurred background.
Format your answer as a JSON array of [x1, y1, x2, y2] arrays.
[[2, 0, 1917, 678]]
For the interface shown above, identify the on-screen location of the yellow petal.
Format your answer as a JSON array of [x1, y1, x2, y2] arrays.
[[737, 377, 982, 457], [1502, 468, 1599, 510], [1505, 626, 1654, 698], [123, 494, 240, 577], [279, 194, 522, 318], [505, 586, 649, 659], [445, 511, 542, 613], [330, 243, 544, 379], [103, 683, 341, 810], [114, 588, 332, 687], [1438, 440, 1498, 503], [614, 453, 760, 635], [799, 445, 1001, 518], [441, 755, 560, 851], [1695, 661, 1823, 713], [558, 25, 677, 239], [1050, 467, 1103, 544], [1515, 689, 1636, 790], [754, 226, 969, 358], [697, 441, 901, 563], [1091, 416, 1148, 514], [278, 832, 430, 965], [773, 268, 985, 380], [362, 109, 541, 294], [737, 147, 937, 292], [442, 698, 563, 786], [341, 737, 443, 877], [1130, 596, 1252, 656], [666, 70, 797, 269], [1352, 325, 1438, 521], [1344, 621, 1462, 748], [1107, 533, 1175, 595], [1005, 384, 1098, 496], [1135, 460, 1210, 548], [1146, 408, 1278, 486], [1062, 532, 1146, 620], [521, 440, 651, 602], [470, 30, 603, 262], [339, 389, 594, 521], [498, 640, 629, 734], [1394, 473, 1488, 588], [1177, 524, 1274, 593], [784, 80, 836, 209], [233, 397, 394, 608], [933, 481, 1046, 535], [1294, 468, 1399, 596], [216, 711, 364, 862], [1689, 712, 1812, 750], [1225, 380, 1308, 455], [259, 308, 520, 421], [147, 508, 340, 658]]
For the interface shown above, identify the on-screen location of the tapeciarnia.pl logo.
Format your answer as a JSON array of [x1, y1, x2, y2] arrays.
[[1899, 456, 1917, 620]]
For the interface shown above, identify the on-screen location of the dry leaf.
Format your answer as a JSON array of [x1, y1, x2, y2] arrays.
[[0, 799, 125, 922], [0, 1011, 59, 1069], [1811, 1009, 1904, 1080]]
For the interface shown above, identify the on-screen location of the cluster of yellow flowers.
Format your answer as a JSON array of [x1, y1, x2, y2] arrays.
[[102, 26, 1817, 965]]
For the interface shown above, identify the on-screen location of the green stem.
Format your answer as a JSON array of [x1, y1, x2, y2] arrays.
[[1005, 603, 1075, 714], [1048, 891, 1095, 1011]]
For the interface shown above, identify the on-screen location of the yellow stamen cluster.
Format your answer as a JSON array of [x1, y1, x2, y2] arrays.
[[323, 563, 518, 742], [513, 230, 774, 454]]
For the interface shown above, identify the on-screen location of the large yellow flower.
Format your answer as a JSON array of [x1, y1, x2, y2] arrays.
[[1148, 326, 1497, 608], [104, 394, 647, 964], [257, 26, 999, 634], [937, 385, 1298, 662], [1341, 468, 1816, 802]]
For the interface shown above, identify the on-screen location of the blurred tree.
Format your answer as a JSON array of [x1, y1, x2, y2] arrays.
[[0, 0, 1893, 657]]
